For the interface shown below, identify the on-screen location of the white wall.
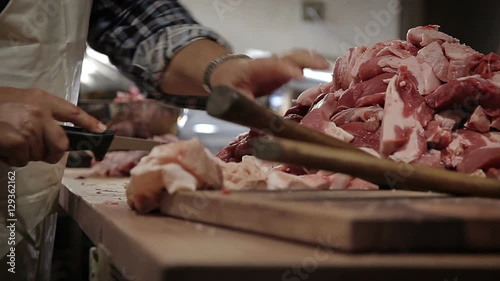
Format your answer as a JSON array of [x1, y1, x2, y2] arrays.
[[180, 0, 401, 59]]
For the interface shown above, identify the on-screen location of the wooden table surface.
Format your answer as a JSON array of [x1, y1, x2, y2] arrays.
[[60, 168, 500, 281]]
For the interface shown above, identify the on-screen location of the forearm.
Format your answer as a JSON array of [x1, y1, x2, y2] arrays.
[[88, 0, 231, 105], [160, 39, 230, 96]]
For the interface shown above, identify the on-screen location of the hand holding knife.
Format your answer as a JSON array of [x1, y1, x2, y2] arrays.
[[63, 125, 164, 161]]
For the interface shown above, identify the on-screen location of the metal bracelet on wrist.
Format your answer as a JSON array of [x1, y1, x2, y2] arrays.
[[202, 53, 251, 93]]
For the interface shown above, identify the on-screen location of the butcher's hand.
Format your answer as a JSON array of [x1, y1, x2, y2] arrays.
[[210, 50, 331, 98], [160, 39, 330, 98], [0, 87, 106, 167]]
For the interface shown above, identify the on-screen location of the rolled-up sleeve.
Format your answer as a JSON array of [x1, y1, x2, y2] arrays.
[[88, 0, 231, 109]]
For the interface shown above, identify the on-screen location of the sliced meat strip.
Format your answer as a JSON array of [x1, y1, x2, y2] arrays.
[[425, 120, 452, 150], [331, 106, 383, 126], [425, 76, 500, 111], [335, 73, 394, 114], [355, 92, 386, 108], [351, 39, 412, 82], [351, 40, 395, 81], [417, 41, 450, 82], [300, 93, 335, 122], [441, 130, 500, 169], [334, 46, 366, 90], [267, 171, 330, 190], [443, 42, 483, 81], [325, 173, 353, 190], [380, 68, 433, 163], [413, 150, 444, 169], [358, 56, 389, 81], [340, 122, 381, 152], [359, 55, 441, 96], [347, 178, 379, 190], [333, 54, 349, 91], [425, 110, 464, 150], [425, 110, 462, 149], [294, 86, 322, 107], [474, 53, 500, 79], [406, 25, 459, 47], [378, 56, 442, 96], [300, 93, 354, 142], [376, 40, 419, 58], [294, 81, 335, 107], [284, 104, 310, 118], [89, 151, 148, 177], [464, 106, 491, 133], [457, 147, 500, 173]]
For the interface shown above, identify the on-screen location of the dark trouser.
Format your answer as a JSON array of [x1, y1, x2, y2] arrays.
[[0, 213, 58, 281]]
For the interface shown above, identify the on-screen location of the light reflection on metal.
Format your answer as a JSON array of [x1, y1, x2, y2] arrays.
[[193, 123, 219, 134]]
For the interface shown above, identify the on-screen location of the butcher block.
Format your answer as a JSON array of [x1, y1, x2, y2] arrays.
[[61, 169, 500, 281], [161, 189, 500, 252]]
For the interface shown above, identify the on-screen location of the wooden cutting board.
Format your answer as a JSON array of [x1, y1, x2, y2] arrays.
[[160, 190, 500, 252]]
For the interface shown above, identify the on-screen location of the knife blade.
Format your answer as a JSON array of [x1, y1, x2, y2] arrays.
[[62, 125, 163, 161]]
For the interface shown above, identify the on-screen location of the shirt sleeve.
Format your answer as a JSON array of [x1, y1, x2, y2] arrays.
[[88, 0, 232, 109]]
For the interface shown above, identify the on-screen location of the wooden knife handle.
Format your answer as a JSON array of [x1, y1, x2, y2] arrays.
[[207, 85, 370, 156], [62, 125, 115, 161], [254, 137, 500, 198]]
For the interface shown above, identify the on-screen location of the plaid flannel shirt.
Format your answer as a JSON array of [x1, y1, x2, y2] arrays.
[[88, 0, 231, 109]]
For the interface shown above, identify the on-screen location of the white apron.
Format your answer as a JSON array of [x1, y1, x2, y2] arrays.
[[0, 0, 93, 260]]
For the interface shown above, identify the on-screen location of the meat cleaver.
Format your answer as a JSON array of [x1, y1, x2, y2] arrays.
[[63, 125, 163, 161]]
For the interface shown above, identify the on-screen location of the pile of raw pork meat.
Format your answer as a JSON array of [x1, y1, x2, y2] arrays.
[[126, 25, 500, 212]]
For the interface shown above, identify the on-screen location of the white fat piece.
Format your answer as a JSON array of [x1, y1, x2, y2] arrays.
[[381, 75, 424, 163], [161, 164, 199, 193], [267, 171, 330, 190]]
